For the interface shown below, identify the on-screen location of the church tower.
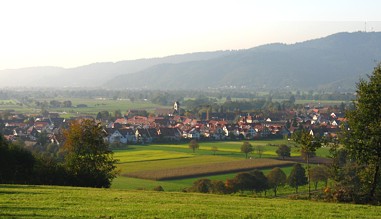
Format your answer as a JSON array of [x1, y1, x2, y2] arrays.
[[173, 101, 180, 115]]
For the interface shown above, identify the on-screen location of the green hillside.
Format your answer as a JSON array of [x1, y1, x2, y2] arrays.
[[1, 184, 380, 218], [106, 32, 381, 90]]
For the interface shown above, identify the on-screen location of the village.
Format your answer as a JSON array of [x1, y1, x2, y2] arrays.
[[0, 100, 344, 148]]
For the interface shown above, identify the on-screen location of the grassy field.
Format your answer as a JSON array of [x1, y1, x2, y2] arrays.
[[111, 140, 331, 192], [0, 98, 162, 115], [1, 184, 380, 218], [111, 165, 313, 194], [114, 150, 195, 163], [125, 158, 294, 180]]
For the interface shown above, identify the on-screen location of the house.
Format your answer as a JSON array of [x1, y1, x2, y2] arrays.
[[240, 125, 257, 139], [135, 128, 159, 144], [114, 118, 129, 125], [186, 127, 201, 140], [158, 127, 182, 142], [106, 128, 136, 144], [27, 126, 39, 141], [279, 126, 291, 138], [259, 127, 271, 138], [223, 124, 240, 139], [155, 108, 174, 117], [106, 128, 127, 144], [33, 121, 51, 133], [210, 125, 226, 140]]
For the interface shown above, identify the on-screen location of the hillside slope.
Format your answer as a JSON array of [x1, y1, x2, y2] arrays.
[[0, 51, 232, 87], [1, 184, 380, 218], [105, 32, 381, 90]]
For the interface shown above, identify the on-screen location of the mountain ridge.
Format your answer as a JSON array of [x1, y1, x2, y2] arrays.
[[1, 32, 380, 90], [105, 31, 381, 90], [0, 50, 233, 88]]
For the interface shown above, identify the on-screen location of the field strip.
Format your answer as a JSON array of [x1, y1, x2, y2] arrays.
[[114, 150, 194, 163], [124, 158, 294, 180]]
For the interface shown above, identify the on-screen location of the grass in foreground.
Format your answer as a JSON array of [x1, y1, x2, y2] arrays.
[[1, 184, 380, 219]]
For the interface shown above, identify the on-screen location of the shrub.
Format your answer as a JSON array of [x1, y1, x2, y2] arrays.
[[153, 185, 164, 192]]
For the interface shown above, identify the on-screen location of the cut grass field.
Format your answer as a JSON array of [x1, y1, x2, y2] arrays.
[[1, 184, 380, 219], [114, 150, 194, 163], [2, 98, 162, 115], [112, 140, 332, 191], [117, 154, 239, 174], [124, 158, 294, 180], [112, 166, 300, 192]]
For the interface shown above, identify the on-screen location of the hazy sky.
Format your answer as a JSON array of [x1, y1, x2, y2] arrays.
[[1, 0, 381, 70]]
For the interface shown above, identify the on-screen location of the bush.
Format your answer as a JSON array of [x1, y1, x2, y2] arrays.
[[153, 185, 164, 192], [189, 178, 212, 193], [209, 180, 227, 194]]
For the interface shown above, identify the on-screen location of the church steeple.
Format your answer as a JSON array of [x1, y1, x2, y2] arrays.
[[173, 101, 180, 115]]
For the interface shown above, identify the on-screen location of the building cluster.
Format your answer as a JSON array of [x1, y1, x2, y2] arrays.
[[0, 102, 345, 146]]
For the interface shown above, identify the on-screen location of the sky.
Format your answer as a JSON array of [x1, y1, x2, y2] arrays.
[[0, 0, 381, 70]]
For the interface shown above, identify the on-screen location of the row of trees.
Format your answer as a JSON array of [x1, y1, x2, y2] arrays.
[[188, 164, 328, 197], [0, 119, 118, 188]]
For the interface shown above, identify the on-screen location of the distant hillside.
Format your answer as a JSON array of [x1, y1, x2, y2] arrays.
[[0, 51, 232, 87], [105, 32, 381, 90], [1, 32, 381, 90]]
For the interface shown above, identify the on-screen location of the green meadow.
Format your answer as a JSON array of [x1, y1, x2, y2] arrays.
[[0, 98, 163, 115], [111, 140, 331, 193], [1, 184, 380, 219], [1, 139, 375, 218]]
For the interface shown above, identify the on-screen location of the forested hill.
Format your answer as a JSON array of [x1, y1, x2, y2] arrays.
[[0, 51, 232, 88], [1, 32, 381, 90], [105, 31, 381, 91]]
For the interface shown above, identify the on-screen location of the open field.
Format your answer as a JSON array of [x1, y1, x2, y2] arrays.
[[112, 140, 331, 192], [114, 150, 194, 163], [117, 155, 239, 174], [1, 184, 380, 219], [124, 158, 294, 180], [112, 165, 308, 193], [1, 98, 162, 115]]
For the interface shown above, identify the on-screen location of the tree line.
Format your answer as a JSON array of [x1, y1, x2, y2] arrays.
[[187, 164, 328, 197], [0, 119, 118, 188]]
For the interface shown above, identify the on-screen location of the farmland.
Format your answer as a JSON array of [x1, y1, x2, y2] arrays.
[[0, 98, 162, 116], [111, 140, 331, 193], [124, 158, 294, 180], [1, 184, 380, 219]]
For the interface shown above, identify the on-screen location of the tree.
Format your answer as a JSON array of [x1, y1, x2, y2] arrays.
[[289, 95, 296, 104], [241, 141, 253, 159], [255, 145, 264, 158], [233, 172, 255, 192], [153, 185, 164, 191], [287, 163, 308, 193], [267, 167, 287, 196], [211, 146, 218, 155], [114, 110, 122, 119], [276, 144, 291, 159], [188, 139, 199, 153], [230, 170, 268, 194], [342, 63, 381, 202], [0, 135, 35, 184], [62, 119, 118, 188], [249, 169, 269, 194], [292, 129, 322, 198], [96, 110, 110, 121], [310, 165, 329, 190], [300, 148, 316, 160], [209, 180, 227, 194], [190, 178, 211, 193], [62, 100, 72, 108]]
